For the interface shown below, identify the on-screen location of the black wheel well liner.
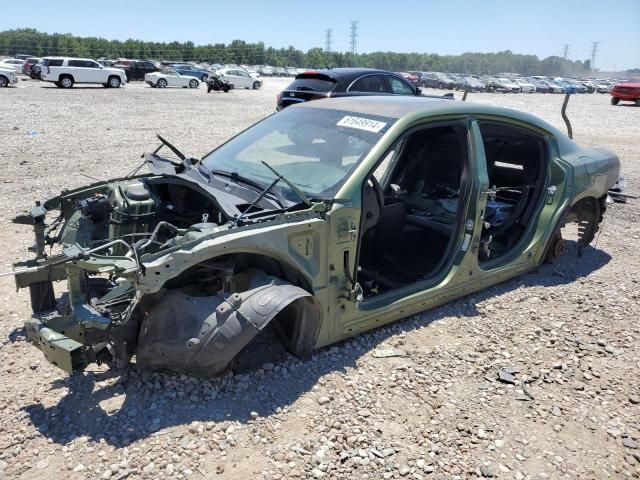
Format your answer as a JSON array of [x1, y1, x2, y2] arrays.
[[155, 252, 320, 358]]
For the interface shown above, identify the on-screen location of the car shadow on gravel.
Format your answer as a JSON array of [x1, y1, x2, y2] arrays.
[[20, 240, 610, 448]]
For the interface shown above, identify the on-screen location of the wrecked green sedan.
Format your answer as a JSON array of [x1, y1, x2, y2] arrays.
[[13, 96, 620, 376]]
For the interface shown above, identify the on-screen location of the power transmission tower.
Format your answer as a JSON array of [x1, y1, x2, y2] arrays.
[[590, 41, 600, 70], [349, 21, 359, 55], [561, 44, 570, 60], [325, 29, 332, 53]]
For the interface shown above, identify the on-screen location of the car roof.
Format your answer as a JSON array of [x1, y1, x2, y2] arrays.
[[292, 95, 564, 135], [297, 68, 398, 81]]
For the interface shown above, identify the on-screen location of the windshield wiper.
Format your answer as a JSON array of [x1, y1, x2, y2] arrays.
[[156, 134, 186, 161], [204, 166, 286, 208], [232, 175, 287, 227], [261, 161, 312, 207]]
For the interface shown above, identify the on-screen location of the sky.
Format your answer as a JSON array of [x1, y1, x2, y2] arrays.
[[2, 0, 639, 70]]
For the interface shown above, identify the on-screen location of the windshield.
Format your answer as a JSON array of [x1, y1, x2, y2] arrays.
[[202, 107, 395, 202]]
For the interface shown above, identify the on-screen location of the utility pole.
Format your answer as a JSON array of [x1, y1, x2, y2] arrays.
[[324, 29, 332, 54], [349, 21, 359, 56], [561, 44, 570, 60], [590, 41, 600, 70]]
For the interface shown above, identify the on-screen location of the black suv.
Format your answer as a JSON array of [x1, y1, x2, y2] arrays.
[[276, 68, 422, 110]]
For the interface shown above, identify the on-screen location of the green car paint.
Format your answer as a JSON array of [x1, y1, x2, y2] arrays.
[[12, 96, 619, 376]]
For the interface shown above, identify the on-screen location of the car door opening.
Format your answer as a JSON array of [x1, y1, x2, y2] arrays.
[[477, 122, 548, 263], [356, 124, 470, 297]]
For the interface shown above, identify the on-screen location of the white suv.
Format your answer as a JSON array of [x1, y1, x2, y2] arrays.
[[41, 57, 127, 88]]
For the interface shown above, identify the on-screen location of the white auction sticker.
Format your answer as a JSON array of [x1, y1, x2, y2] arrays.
[[337, 116, 387, 133]]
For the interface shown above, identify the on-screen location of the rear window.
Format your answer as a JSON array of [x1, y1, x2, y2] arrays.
[[286, 76, 336, 93], [42, 59, 63, 67]]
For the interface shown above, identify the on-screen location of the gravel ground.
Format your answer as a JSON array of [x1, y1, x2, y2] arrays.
[[0, 77, 639, 480]]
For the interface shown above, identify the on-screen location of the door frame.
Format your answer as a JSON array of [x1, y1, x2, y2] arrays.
[[328, 117, 491, 338], [353, 117, 481, 309], [472, 116, 553, 271]]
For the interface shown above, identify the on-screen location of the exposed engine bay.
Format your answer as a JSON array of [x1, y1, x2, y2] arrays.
[[13, 148, 325, 376]]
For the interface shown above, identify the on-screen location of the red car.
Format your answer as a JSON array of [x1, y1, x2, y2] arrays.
[[610, 79, 640, 106], [397, 71, 420, 86], [22, 57, 42, 76]]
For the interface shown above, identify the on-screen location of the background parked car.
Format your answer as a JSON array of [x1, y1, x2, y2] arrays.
[[487, 77, 520, 93], [29, 61, 43, 80], [417, 72, 439, 88], [171, 64, 209, 82], [145, 70, 200, 88], [0, 67, 18, 87], [277, 68, 422, 110], [216, 67, 262, 89], [258, 65, 274, 76], [554, 78, 587, 93], [113, 60, 162, 81], [458, 76, 486, 92], [398, 71, 420, 86], [41, 57, 127, 88], [610, 79, 640, 106], [22, 57, 42, 76], [514, 78, 536, 93], [0, 58, 25, 73], [433, 72, 456, 89]]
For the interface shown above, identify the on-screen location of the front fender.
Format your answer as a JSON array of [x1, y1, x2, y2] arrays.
[[135, 275, 320, 376]]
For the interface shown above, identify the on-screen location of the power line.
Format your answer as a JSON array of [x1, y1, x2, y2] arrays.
[[349, 21, 359, 56], [561, 44, 570, 60], [324, 29, 332, 53], [590, 41, 600, 70]]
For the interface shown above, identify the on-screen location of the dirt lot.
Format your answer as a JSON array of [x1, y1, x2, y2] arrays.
[[0, 78, 638, 480]]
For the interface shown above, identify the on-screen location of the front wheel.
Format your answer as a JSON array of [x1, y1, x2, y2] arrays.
[[635, 99, 640, 106], [611, 97, 620, 105], [108, 76, 121, 88], [189, 79, 199, 88], [157, 78, 168, 88], [0, 75, 8, 88], [252, 81, 260, 90]]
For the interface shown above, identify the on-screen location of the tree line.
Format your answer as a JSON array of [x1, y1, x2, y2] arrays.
[[0, 28, 612, 76]]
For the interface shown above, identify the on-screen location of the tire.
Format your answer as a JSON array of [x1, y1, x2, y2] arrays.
[[252, 81, 260, 90], [157, 78, 168, 88], [0, 75, 7, 88], [611, 97, 620, 105], [437, 82, 443, 89], [189, 79, 199, 88], [108, 76, 121, 88], [223, 85, 230, 93], [59, 75, 74, 88], [201, 74, 208, 82], [635, 99, 640, 106]]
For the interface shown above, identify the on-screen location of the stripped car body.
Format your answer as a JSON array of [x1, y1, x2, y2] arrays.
[[13, 96, 620, 377]]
